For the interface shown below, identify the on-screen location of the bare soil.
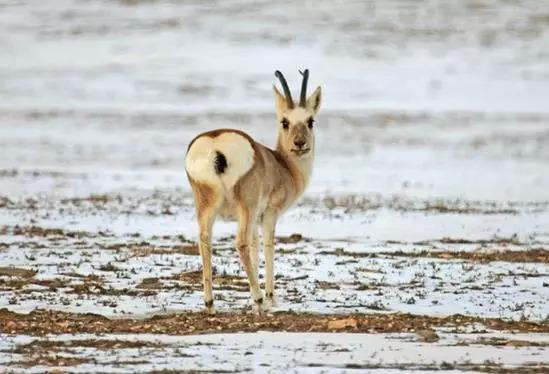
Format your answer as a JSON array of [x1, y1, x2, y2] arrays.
[[1, 308, 547, 336], [386, 248, 549, 263], [319, 248, 549, 263]]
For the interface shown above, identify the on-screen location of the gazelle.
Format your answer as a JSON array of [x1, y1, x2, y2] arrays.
[[185, 70, 321, 314]]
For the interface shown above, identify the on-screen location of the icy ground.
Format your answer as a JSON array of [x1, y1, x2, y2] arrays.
[[1, 0, 549, 372]]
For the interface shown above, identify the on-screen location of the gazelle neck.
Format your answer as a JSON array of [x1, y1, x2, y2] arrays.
[[275, 143, 314, 197]]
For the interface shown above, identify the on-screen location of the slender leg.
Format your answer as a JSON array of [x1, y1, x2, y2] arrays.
[[236, 204, 264, 312], [191, 181, 221, 315], [250, 227, 260, 280], [197, 208, 217, 314], [262, 211, 277, 306]]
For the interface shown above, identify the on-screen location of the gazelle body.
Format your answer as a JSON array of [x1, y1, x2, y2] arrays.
[[185, 70, 322, 313]]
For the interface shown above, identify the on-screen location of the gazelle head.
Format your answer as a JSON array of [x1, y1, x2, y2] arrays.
[[273, 70, 322, 159]]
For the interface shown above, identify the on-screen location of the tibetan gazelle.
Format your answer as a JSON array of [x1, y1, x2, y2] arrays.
[[185, 70, 322, 314]]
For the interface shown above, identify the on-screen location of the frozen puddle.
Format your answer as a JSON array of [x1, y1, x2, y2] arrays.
[[1, 331, 547, 373]]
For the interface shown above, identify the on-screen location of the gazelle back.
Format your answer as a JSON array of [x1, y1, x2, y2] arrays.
[[185, 70, 322, 314]]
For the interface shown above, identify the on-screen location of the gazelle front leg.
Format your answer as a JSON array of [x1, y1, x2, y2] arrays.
[[236, 205, 264, 313], [262, 211, 277, 306], [250, 227, 260, 280]]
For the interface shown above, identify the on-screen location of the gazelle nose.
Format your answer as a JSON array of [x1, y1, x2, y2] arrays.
[[294, 139, 306, 148]]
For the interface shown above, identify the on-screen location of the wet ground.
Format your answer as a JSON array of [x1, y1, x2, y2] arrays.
[[1, 0, 549, 372]]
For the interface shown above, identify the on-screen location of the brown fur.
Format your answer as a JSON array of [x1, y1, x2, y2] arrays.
[[187, 177, 216, 212], [187, 128, 256, 153]]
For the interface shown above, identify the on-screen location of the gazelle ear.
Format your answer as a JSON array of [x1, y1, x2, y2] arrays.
[[306, 86, 322, 115], [273, 86, 290, 120]]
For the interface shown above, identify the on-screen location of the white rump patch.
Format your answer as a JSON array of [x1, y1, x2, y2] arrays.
[[185, 132, 255, 191]]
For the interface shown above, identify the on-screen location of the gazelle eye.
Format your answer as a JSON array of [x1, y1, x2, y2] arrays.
[[307, 117, 314, 129], [281, 118, 289, 130]]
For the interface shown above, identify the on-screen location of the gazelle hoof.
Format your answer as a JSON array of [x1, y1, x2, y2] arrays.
[[266, 298, 277, 308], [251, 297, 265, 315], [204, 307, 216, 315], [266, 292, 277, 307], [204, 300, 215, 315]]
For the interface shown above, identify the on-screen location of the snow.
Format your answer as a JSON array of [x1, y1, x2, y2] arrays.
[[1, 0, 549, 371], [1, 331, 548, 373]]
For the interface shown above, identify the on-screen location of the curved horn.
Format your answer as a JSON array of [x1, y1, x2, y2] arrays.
[[274, 70, 294, 109], [299, 69, 309, 107]]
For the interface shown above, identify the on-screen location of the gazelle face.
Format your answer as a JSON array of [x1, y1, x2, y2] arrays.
[[274, 104, 320, 157], [273, 71, 321, 159]]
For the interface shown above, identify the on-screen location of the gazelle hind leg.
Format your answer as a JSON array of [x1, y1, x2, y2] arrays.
[[198, 210, 217, 314], [262, 211, 277, 306], [236, 204, 264, 313], [192, 181, 222, 314]]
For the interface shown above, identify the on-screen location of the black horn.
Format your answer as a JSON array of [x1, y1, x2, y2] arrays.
[[299, 69, 309, 107], [275, 70, 294, 109]]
